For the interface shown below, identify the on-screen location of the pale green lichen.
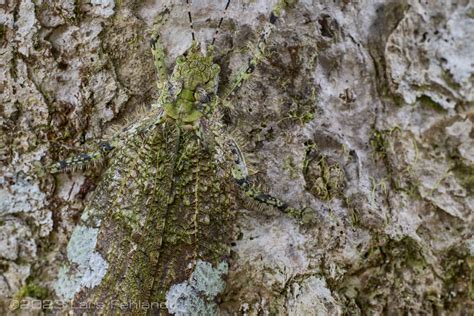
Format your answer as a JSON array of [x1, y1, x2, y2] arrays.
[[166, 260, 228, 315], [54, 266, 82, 301], [190, 260, 228, 297], [67, 225, 100, 266], [80, 252, 108, 289], [54, 225, 108, 300], [165, 283, 213, 316]]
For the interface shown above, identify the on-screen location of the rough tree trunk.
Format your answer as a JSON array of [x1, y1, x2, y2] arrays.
[[0, 0, 472, 315]]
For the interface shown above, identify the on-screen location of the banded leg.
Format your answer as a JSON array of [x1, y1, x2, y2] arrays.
[[150, 33, 170, 105], [228, 139, 314, 223], [48, 106, 166, 173], [221, 23, 274, 100], [220, 3, 282, 100], [48, 141, 116, 173]]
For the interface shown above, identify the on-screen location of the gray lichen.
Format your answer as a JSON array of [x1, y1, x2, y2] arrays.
[[54, 225, 108, 301], [166, 260, 228, 315]]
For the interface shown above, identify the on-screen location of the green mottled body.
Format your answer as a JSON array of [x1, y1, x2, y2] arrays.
[[52, 40, 239, 313], [52, 2, 311, 313], [73, 112, 235, 311]]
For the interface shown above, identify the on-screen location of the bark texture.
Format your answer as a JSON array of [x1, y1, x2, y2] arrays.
[[0, 0, 472, 314]]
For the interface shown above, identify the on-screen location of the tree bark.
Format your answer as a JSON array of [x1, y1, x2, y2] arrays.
[[0, 0, 472, 314]]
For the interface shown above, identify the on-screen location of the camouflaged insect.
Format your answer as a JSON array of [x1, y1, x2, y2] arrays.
[[52, 1, 312, 314]]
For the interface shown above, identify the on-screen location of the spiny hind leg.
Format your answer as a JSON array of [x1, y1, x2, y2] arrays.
[[48, 105, 167, 173], [220, 23, 274, 100], [48, 141, 115, 173], [220, 1, 288, 100], [228, 139, 315, 223]]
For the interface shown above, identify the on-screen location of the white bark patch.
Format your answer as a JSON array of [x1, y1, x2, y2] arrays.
[[91, 0, 116, 18], [286, 276, 341, 316], [15, 0, 37, 56], [446, 119, 474, 163], [0, 176, 46, 215], [385, 1, 474, 109]]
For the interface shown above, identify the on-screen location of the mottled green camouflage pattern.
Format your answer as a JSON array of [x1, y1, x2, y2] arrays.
[[69, 34, 242, 313], [52, 1, 310, 313], [73, 113, 235, 312]]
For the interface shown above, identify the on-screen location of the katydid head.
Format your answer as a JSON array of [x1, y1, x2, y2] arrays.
[[165, 41, 220, 123]]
